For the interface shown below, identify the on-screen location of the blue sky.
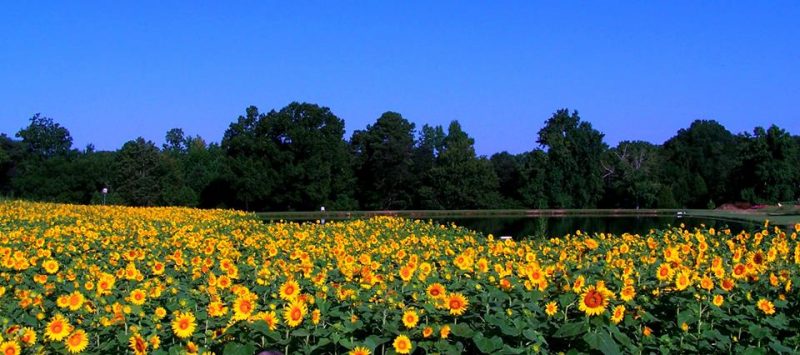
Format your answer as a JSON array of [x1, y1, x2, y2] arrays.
[[1, 1, 798, 155]]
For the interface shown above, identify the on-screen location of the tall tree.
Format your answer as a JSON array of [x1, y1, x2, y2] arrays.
[[351, 112, 416, 209], [490, 152, 525, 208], [222, 102, 355, 211], [661, 120, 738, 207], [537, 109, 606, 208], [734, 125, 799, 203], [16, 113, 73, 158], [114, 138, 164, 206], [428, 121, 501, 209], [600, 141, 662, 208]]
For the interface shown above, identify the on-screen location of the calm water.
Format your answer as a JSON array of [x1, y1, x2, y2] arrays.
[[435, 216, 760, 239]]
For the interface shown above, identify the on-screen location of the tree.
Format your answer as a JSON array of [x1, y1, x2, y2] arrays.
[[600, 141, 662, 208], [412, 124, 446, 209], [490, 152, 525, 208], [733, 125, 799, 203], [222, 102, 355, 211], [661, 120, 738, 207], [428, 121, 501, 209], [114, 138, 164, 206], [351, 112, 417, 209], [518, 150, 549, 208], [537, 109, 606, 208], [16, 113, 73, 158]]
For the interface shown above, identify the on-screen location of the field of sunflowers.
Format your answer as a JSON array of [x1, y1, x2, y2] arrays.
[[1, 200, 800, 354]]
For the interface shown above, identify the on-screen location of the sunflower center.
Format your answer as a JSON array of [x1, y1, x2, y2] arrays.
[[51, 322, 63, 333], [240, 300, 252, 313], [450, 299, 462, 309], [179, 319, 190, 330], [584, 290, 603, 308], [291, 308, 302, 320], [69, 334, 82, 346], [135, 338, 146, 351]]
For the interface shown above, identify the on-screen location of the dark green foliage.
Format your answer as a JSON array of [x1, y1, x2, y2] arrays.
[[222, 103, 355, 211], [114, 138, 164, 206], [427, 121, 502, 209], [16, 113, 73, 158], [537, 109, 606, 208], [661, 120, 738, 207], [2, 108, 797, 210], [733, 125, 799, 203], [351, 112, 417, 210], [600, 141, 663, 208]]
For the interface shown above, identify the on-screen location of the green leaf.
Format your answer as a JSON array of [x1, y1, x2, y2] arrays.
[[768, 341, 793, 354], [291, 329, 311, 337], [223, 342, 256, 355], [450, 323, 475, 338], [473, 333, 504, 353], [553, 321, 587, 338], [364, 335, 390, 351], [583, 330, 621, 355]]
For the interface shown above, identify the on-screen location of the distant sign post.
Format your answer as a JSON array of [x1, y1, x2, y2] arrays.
[[102, 187, 108, 205]]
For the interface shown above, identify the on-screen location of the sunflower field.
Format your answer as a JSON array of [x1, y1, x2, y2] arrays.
[[1, 201, 800, 354]]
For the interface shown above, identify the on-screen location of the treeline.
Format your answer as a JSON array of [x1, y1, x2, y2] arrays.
[[1, 103, 798, 210]]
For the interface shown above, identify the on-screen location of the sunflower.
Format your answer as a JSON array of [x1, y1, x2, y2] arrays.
[[67, 291, 84, 311], [311, 308, 322, 325], [545, 301, 558, 317], [422, 326, 434, 338], [572, 275, 586, 293], [45, 314, 73, 341], [129, 289, 147, 306], [349, 346, 371, 355], [154, 307, 168, 319], [402, 309, 419, 329], [207, 301, 228, 318], [721, 278, 735, 292], [699, 276, 714, 291], [42, 259, 59, 274], [757, 299, 775, 315], [279, 280, 300, 301], [675, 272, 691, 291], [579, 286, 610, 316], [656, 263, 673, 281], [610, 305, 625, 324], [258, 311, 279, 330], [426, 283, 446, 299], [620, 285, 636, 302], [732, 263, 747, 279], [0, 341, 21, 355], [232, 296, 256, 320], [399, 266, 414, 282], [392, 334, 412, 354], [284, 301, 307, 328], [129, 334, 148, 355], [713, 294, 724, 307], [171, 311, 197, 339], [20, 327, 37, 346], [447, 293, 469, 316], [64, 329, 89, 354], [440, 324, 451, 339]]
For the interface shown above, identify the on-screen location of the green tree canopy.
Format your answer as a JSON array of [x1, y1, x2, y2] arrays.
[[351, 112, 417, 209], [537, 109, 606, 208]]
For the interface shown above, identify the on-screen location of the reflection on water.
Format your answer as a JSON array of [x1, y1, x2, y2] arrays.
[[435, 216, 761, 239]]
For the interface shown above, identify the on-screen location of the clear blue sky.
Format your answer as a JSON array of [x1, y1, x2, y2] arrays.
[[1, 1, 798, 155]]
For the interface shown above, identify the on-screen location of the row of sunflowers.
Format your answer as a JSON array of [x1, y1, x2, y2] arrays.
[[1, 200, 800, 354]]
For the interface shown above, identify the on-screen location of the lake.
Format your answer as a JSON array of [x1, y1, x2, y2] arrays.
[[434, 215, 761, 239]]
